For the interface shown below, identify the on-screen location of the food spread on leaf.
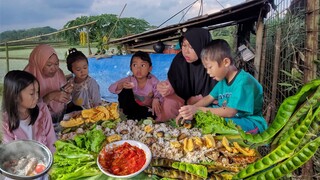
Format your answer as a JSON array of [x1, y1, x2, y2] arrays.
[[50, 79, 320, 180]]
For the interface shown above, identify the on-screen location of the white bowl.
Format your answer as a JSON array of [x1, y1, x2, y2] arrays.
[[97, 140, 152, 179]]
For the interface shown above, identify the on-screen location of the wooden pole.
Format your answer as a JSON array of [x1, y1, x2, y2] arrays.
[[106, 4, 127, 44], [254, 18, 264, 80], [304, 0, 318, 82], [260, 26, 269, 122], [259, 25, 267, 84], [86, 27, 92, 55], [270, 28, 281, 122], [5, 42, 9, 73], [301, 0, 318, 179]]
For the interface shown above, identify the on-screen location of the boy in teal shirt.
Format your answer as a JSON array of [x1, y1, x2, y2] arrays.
[[176, 39, 267, 133]]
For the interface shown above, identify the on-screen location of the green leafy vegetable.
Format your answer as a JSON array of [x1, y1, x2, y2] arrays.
[[101, 120, 119, 129], [167, 119, 179, 128], [50, 128, 106, 180], [194, 111, 239, 135], [51, 140, 100, 180], [73, 128, 106, 153], [85, 128, 106, 153]]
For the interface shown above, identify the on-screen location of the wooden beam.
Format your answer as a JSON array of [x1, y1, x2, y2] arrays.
[[5, 42, 9, 73], [270, 28, 281, 122], [127, 48, 155, 53], [254, 17, 264, 80], [259, 25, 267, 84], [304, 0, 318, 82], [301, 1, 318, 178], [131, 35, 180, 48]]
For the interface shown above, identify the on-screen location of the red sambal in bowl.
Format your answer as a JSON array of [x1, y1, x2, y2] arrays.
[[97, 140, 152, 178]]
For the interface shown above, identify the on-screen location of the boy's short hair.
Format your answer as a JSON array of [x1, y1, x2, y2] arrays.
[[130, 51, 152, 66], [200, 39, 234, 65]]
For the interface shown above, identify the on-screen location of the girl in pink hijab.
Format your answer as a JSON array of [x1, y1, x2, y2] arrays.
[[24, 44, 73, 123]]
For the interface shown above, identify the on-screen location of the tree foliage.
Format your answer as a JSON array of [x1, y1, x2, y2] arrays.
[[60, 14, 152, 51], [0, 26, 57, 43]]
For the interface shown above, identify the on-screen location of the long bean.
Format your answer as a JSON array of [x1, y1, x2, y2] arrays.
[[239, 79, 320, 144], [245, 137, 320, 180], [272, 85, 320, 147], [235, 107, 314, 179]]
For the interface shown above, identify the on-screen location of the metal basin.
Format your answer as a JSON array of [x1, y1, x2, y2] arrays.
[[0, 140, 53, 179]]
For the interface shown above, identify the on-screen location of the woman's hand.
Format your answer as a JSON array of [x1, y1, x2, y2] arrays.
[[152, 98, 162, 116], [175, 105, 197, 125], [187, 95, 203, 105], [54, 91, 71, 103], [44, 91, 71, 104], [157, 81, 171, 97], [61, 81, 74, 94]]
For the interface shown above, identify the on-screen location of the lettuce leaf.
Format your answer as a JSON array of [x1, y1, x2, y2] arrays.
[[194, 111, 239, 135], [50, 128, 106, 180], [85, 128, 106, 153], [50, 161, 101, 180], [73, 128, 106, 153], [54, 140, 94, 160]]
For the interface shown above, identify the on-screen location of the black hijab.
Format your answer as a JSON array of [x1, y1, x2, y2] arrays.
[[168, 28, 216, 102]]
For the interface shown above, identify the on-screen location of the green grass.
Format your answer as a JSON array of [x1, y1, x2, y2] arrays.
[[0, 46, 100, 83]]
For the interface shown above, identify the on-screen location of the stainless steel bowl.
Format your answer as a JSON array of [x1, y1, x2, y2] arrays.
[[0, 140, 53, 179]]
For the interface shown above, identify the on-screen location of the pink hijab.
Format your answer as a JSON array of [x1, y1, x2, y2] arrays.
[[24, 44, 66, 117]]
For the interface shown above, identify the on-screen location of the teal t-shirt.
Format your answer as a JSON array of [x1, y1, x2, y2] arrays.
[[209, 69, 267, 132]]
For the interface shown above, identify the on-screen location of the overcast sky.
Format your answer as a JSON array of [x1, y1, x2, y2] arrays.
[[0, 0, 244, 33]]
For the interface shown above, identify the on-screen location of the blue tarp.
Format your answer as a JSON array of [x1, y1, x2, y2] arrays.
[[88, 54, 175, 102]]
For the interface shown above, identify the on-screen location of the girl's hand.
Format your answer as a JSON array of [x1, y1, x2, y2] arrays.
[[152, 98, 162, 116], [122, 81, 134, 89], [177, 105, 197, 123], [157, 81, 170, 97]]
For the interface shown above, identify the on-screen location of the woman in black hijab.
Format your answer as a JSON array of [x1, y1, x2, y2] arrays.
[[157, 27, 217, 121]]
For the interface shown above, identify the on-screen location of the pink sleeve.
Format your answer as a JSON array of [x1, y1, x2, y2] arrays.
[[1, 113, 15, 143], [150, 75, 162, 100], [89, 78, 102, 107], [39, 103, 57, 153], [108, 76, 131, 94]]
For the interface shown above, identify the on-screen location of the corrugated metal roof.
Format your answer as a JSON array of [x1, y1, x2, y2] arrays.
[[109, 0, 271, 48]]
